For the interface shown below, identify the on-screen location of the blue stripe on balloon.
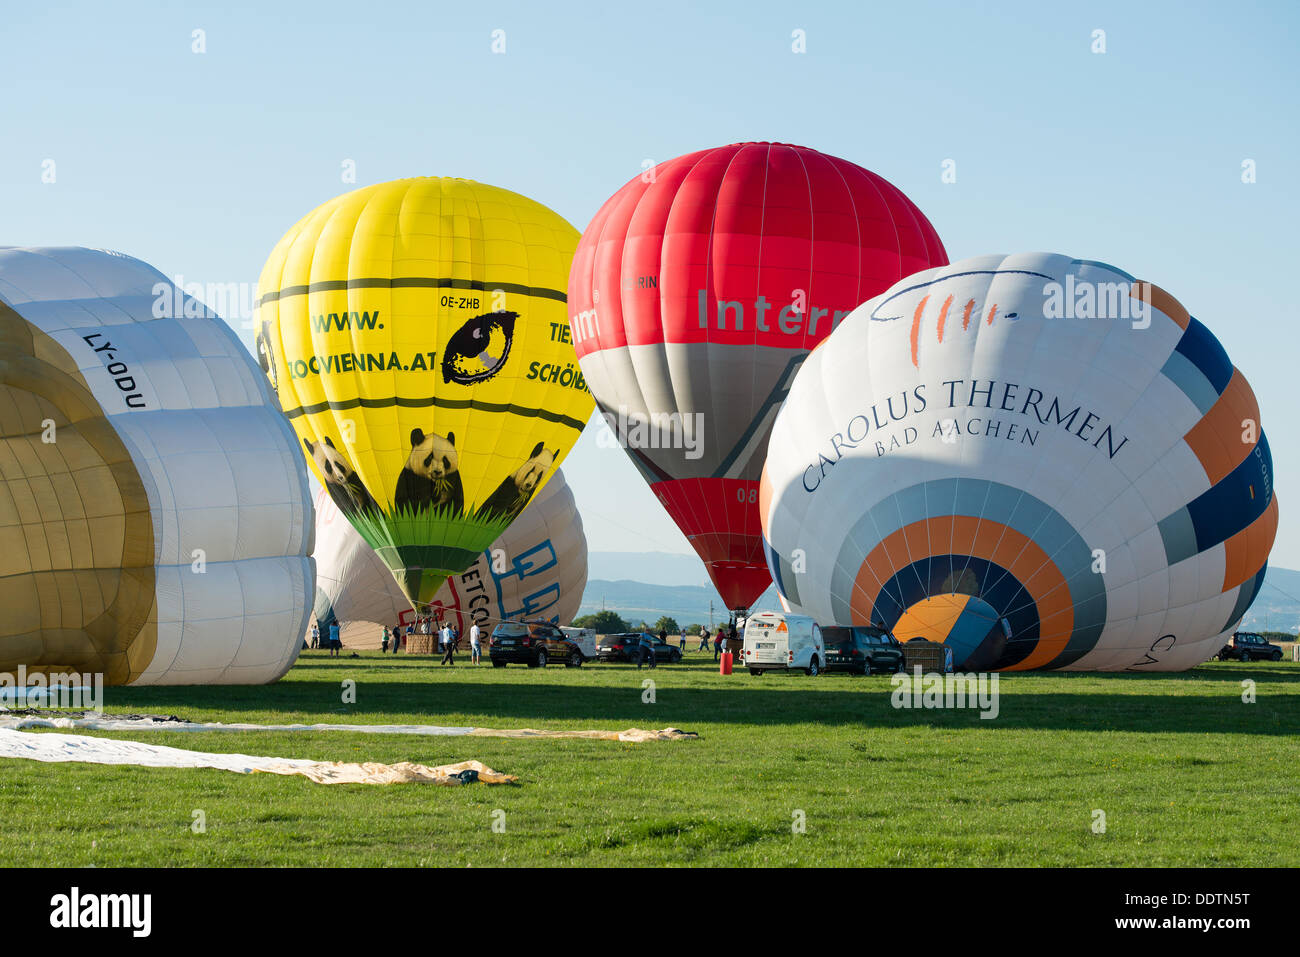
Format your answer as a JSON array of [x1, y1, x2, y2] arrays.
[[1174, 317, 1233, 395], [1157, 507, 1199, 566], [1069, 259, 1138, 282], [763, 534, 800, 607], [1160, 349, 1221, 416], [1221, 562, 1268, 635], [1183, 432, 1273, 554]]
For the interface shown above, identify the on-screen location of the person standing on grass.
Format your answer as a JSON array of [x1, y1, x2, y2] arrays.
[[328, 620, 341, 658], [440, 622, 457, 666], [310, 622, 320, 649], [713, 628, 723, 661], [469, 621, 481, 664], [392, 623, 403, 654], [698, 627, 711, 652], [381, 625, 390, 654], [637, 631, 657, 669]]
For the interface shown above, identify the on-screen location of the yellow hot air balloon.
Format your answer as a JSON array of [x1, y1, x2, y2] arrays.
[[255, 178, 592, 605]]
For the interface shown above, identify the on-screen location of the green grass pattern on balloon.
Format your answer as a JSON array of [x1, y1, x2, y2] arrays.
[[349, 502, 516, 606]]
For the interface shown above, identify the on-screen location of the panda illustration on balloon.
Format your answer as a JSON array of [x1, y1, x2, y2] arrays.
[[394, 428, 465, 515], [306, 435, 381, 519], [479, 441, 557, 520], [393, 428, 556, 521]]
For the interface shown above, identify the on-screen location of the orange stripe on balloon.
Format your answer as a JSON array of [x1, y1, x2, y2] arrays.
[[961, 298, 975, 331], [758, 466, 774, 536], [1182, 369, 1261, 485], [986, 303, 998, 326], [902, 519, 931, 564], [1130, 281, 1191, 331], [949, 515, 983, 559], [910, 295, 929, 367], [936, 295, 953, 343], [1220, 495, 1279, 592]]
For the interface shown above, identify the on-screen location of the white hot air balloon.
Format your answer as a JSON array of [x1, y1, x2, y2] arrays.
[[0, 247, 314, 685], [310, 481, 410, 631], [761, 253, 1277, 671], [313, 468, 587, 635]]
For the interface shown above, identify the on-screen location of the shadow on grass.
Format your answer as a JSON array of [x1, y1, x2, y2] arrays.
[[100, 656, 1300, 736]]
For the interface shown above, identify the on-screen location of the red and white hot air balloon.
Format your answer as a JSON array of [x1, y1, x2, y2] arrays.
[[568, 142, 947, 610]]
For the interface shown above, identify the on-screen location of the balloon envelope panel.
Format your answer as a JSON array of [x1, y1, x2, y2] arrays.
[[0, 246, 313, 685], [313, 468, 586, 633], [258, 178, 592, 607], [760, 253, 1277, 671], [568, 143, 947, 609], [311, 482, 410, 630]]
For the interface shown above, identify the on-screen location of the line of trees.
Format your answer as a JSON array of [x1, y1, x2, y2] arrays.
[[1249, 631, 1297, 642], [571, 612, 702, 636]]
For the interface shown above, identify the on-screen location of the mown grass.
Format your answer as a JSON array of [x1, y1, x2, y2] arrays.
[[1, 651, 1296, 866]]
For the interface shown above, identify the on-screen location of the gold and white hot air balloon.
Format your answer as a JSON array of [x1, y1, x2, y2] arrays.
[[0, 247, 314, 685]]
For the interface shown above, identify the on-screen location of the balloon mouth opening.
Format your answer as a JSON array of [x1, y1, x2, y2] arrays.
[[894, 592, 1008, 670]]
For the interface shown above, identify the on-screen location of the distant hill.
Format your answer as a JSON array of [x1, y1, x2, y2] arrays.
[[578, 553, 1300, 635], [587, 552, 721, 588], [1239, 565, 1300, 634], [580, 551, 783, 625], [577, 579, 783, 628]]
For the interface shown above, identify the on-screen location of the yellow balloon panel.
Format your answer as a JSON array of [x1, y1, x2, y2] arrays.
[[255, 178, 592, 604]]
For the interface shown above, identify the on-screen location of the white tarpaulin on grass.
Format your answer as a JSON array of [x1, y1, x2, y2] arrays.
[[2, 715, 477, 735], [0, 714, 697, 742], [0, 726, 515, 785], [0, 716, 696, 785]]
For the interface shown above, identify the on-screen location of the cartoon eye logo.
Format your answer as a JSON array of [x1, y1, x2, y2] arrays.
[[441, 310, 518, 385]]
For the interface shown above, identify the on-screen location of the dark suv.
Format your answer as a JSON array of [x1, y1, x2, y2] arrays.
[[821, 626, 907, 675], [489, 620, 585, 668], [596, 632, 682, 664], [1217, 632, 1284, 662]]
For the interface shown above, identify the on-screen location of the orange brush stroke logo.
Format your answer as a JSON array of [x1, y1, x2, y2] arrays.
[[872, 268, 1052, 368]]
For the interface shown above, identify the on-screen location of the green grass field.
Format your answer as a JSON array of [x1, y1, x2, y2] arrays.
[[3, 651, 1296, 867]]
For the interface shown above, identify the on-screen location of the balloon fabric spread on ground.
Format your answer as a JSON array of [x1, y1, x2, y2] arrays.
[[568, 142, 948, 610], [256, 178, 593, 608], [760, 253, 1278, 671], [313, 467, 587, 634], [0, 247, 313, 685]]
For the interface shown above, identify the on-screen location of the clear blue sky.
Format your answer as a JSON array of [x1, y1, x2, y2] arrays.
[[4, 0, 1297, 574]]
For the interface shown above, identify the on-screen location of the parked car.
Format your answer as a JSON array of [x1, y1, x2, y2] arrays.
[[489, 620, 586, 667], [821, 626, 907, 675], [559, 626, 599, 661], [742, 612, 824, 675], [595, 632, 682, 664], [1217, 632, 1284, 662]]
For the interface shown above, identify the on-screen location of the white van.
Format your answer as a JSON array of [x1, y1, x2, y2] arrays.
[[742, 612, 825, 676], [559, 626, 599, 661]]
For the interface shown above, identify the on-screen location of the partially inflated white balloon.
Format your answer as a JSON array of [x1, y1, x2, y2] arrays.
[[760, 253, 1277, 671]]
